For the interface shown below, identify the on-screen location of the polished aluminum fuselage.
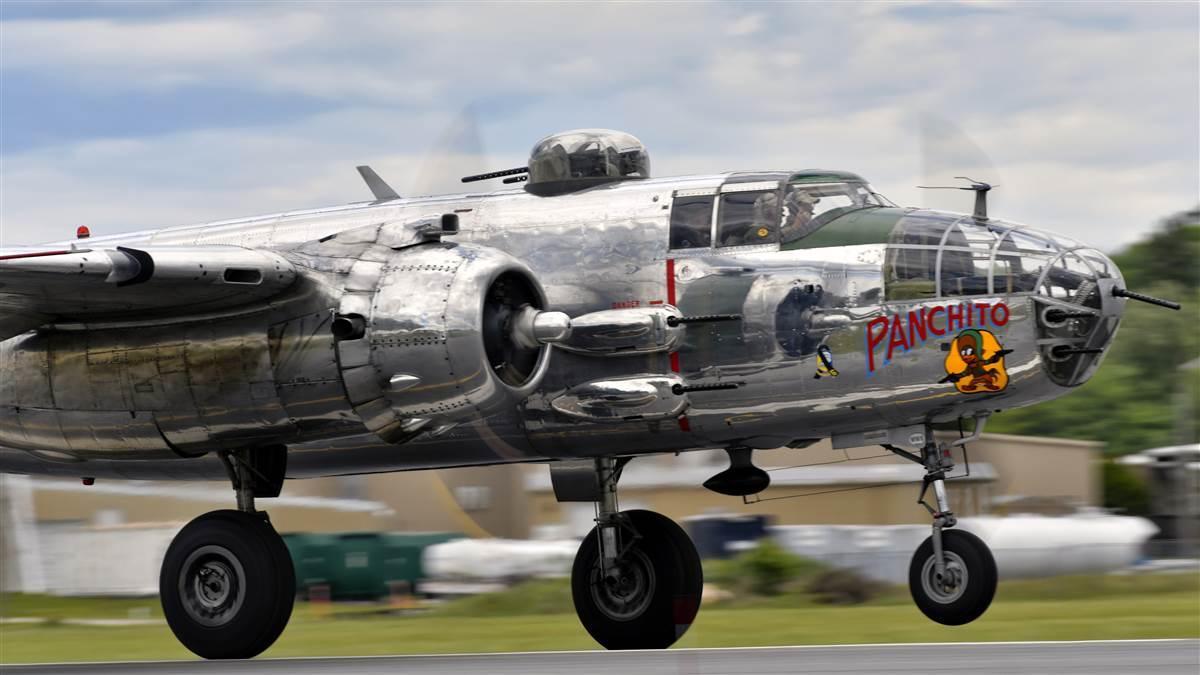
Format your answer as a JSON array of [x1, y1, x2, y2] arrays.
[[0, 172, 1123, 480]]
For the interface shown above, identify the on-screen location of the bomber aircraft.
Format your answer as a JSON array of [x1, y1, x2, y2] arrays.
[[0, 129, 1181, 658]]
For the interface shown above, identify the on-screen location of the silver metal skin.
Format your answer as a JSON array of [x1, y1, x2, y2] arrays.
[[0, 167, 1126, 482], [551, 306, 682, 356], [510, 306, 572, 350]]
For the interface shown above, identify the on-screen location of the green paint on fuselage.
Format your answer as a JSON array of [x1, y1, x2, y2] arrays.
[[787, 170, 868, 184], [782, 207, 909, 251]]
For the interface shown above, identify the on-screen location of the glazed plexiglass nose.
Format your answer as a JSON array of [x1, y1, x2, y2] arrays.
[[884, 212, 1121, 303]]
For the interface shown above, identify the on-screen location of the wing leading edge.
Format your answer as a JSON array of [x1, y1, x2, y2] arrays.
[[0, 245, 297, 340]]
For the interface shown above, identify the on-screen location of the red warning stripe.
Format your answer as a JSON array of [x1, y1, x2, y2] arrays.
[[665, 257, 691, 433], [665, 258, 677, 305]]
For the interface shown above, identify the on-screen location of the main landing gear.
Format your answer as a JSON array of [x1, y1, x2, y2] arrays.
[[570, 458, 703, 650], [886, 425, 997, 626], [159, 447, 294, 659]]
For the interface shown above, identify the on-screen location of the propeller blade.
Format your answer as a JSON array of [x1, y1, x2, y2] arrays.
[[919, 114, 1002, 214], [410, 105, 487, 197]]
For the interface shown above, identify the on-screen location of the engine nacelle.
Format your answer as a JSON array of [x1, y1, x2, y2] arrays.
[[333, 241, 563, 442]]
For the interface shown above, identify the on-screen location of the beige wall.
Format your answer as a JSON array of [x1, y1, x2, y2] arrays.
[[284, 465, 528, 538], [32, 488, 388, 533], [29, 463, 529, 538], [956, 433, 1100, 507]]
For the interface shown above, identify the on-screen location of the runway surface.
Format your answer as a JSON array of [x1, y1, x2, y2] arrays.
[[2, 640, 1197, 675]]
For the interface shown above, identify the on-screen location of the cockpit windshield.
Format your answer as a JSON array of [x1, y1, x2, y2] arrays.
[[780, 181, 885, 245]]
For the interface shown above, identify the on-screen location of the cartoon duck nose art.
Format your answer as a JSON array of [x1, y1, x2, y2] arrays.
[[941, 328, 1013, 393]]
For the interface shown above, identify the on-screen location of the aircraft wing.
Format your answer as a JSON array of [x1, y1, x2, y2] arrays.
[[0, 245, 297, 340]]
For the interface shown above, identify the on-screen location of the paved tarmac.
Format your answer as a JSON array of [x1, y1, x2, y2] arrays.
[[2, 640, 1197, 675]]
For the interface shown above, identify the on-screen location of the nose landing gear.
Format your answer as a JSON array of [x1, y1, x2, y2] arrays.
[[885, 423, 997, 626], [570, 458, 703, 650]]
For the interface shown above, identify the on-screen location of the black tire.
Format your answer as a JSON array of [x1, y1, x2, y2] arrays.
[[571, 509, 703, 650], [908, 529, 997, 626], [160, 510, 295, 659]]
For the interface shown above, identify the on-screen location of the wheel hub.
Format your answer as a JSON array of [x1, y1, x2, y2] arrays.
[[179, 545, 246, 627], [921, 550, 969, 603], [195, 560, 237, 607], [591, 549, 656, 621]]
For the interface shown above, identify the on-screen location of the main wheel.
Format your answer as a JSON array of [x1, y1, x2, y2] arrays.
[[571, 509, 703, 650], [908, 529, 997, 626], [160, 510, 295, 659]]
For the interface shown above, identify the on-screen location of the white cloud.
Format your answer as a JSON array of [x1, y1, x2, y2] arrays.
[[0, 2, 1195, 251], [1, 12, 325, 78], [727, 13, 765, 37]]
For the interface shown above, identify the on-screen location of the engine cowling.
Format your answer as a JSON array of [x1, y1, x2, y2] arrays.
[[332, 241, 566, 442]]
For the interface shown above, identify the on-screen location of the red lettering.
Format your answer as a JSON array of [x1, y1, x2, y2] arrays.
[[887, 315, 910, 362], [908, 308, 928, 346], [929, 306, 946, 336], [975, 302, 991, 325], [991, 302, 1010, 326], [866, 317, 889, 372], [947, 304, 965, 332]]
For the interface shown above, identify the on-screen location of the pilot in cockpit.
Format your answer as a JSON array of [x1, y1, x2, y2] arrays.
[[780, 190, 818, 244]]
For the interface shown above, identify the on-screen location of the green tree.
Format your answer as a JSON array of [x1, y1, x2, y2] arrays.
[[1101, 461, 1151, 515], [732, 540, 814, 596]]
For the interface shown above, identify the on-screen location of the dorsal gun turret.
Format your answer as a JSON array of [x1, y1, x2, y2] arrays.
[[462, 129, 650, 196], [525, 129, 650, 196]]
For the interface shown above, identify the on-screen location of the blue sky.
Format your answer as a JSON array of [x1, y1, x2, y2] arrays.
[[1, 1, 1197, 249]]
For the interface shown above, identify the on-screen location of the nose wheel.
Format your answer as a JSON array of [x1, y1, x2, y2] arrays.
[[909, 529, 996, 625]]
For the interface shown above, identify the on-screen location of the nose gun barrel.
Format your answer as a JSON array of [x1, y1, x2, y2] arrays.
[[1112, 287, 1182, 310]]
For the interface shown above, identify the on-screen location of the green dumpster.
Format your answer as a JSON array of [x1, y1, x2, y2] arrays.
[[281, 533, 339, 598], [286, 531, 463, 600], [331, 532, 383, 599]]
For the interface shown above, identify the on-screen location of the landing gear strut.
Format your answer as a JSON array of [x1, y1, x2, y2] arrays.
[[886, 422, 997, 626], [570, 458, 703, 649], [159, 447, 294, 659]]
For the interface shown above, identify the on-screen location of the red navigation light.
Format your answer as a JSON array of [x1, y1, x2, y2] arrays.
[[76, 226, 91, 239]]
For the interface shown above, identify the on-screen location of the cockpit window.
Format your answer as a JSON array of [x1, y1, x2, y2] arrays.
[[669, 191, 714, 249], [781, 181, 884, 245], [717, 189, 780, 247]]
